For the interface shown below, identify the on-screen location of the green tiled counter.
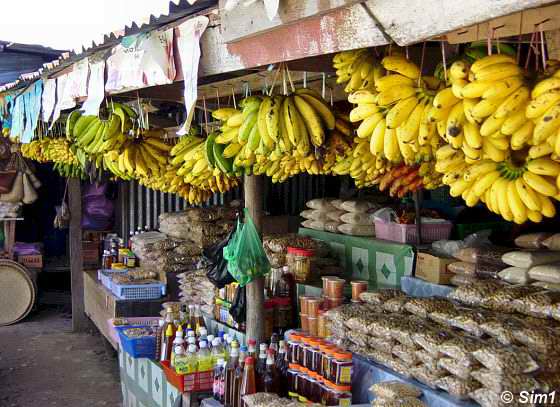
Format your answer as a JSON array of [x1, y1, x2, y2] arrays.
[[299, 228, 415, 289]]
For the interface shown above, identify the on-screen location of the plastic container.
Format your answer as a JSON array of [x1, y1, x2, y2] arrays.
[[300, 313, 309, 333], [326, 279, 345, 298], [116, 325, 157, 359], [287, 364, 300, 400], [97, 269, 127, 291], [307, 298, 322, 317], [111, 281, 166, 300], [317, 311, 327, 338], [299, 296, 312, 314], [288, 333, 302, 364], [350, 281, 368, 301], [287, 247, 314, 283], [161, 360, 213, 392], [374, 219, 453, 243], [308, 317, 318, 336], [324, 381, 352, 406], [275, 297, 291, 331], [322, 276, 339, 293], [330, 352, 352, 385], [325, 297, 344, 309]]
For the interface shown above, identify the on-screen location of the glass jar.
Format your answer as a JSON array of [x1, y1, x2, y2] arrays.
[[331, 352, 352, 386], [307, 371, 320, 403], [297, 367, 311, 401], [300, 336, 312, 368], [287, 247, 314, 283], [321, 347, 337, 382], [309, 339, 321, 373], [324, 381, 351, 406], [287, 363, 300, 400], [288, 333, 301, 364]]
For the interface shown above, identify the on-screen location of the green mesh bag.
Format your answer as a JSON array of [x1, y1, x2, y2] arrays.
[[223, 208, 270, 287]]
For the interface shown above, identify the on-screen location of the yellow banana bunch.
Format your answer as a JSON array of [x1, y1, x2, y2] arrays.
[[22, 138, 79, 166], [333, 49, 382, 93]]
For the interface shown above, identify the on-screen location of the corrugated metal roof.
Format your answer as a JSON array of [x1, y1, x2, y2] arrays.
[[0, 0, 217, 94]]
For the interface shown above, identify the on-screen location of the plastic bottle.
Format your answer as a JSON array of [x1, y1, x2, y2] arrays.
[[172, 345, 185, 369], [159, 310, 175, 362], [263, 349, 279, 394], [160, 324, 174, 363], [199, 327, 208, 343], [240, 357, 256, 407], [224, 346, 239, 407], [187, 336, 197, 350], [269, 333, 279, 355], [177, 343, 198, 374], [197, 340, 213, 372], [171, 326, 185, 367], [276, 340, 288, 396], [212, 337, 227, 365], [194, 304, 206, 336], [247, 339, 257, 359], [213, 358, 226, 402], [256, 343, 268, 391], [188, 304, 196, 328], [233, 347, 247, 407], [155, 319, 165, 362], [207, 334, 216, 349]]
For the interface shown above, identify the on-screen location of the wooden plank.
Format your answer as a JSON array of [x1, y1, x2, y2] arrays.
[[365, 0, 557, 45], [84, 270, 119, 350], [546, 30, 560, 60], [199, 3, 387, 77], [447, 4, 560, 44], [218, 0, 364, 43], [69, 178, 88, 332], [244, 174, 265, 343]]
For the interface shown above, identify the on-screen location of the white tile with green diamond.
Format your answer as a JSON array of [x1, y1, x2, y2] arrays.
[[376, 252, 397, 286], [151, 362, 164, 407], [351, 247, 369, 280], [138, 358, 149, 393], [126, 352, 135, 380], [166, 382, 180, 407]]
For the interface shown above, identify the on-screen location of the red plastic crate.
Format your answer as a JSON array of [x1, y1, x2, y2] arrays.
[[161, 361, 213, 393]]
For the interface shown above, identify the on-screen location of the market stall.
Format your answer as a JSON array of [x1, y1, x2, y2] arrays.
[[2, 0, 560, 406]]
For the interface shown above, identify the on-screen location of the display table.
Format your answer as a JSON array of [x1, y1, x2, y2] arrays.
[[352, 354, 476, 407], [84, 270, 168, 349], [298, 228, 414, 289], [400, 276, 454, 298]]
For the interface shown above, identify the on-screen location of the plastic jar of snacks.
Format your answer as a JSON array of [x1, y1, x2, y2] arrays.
[[287, 363, 300, 400], [287, 247, 314, 283], [324, 381, 352, 406], [330, 351, 352, 385], [287, 333, 302, 364], [321, 346, 338, 382], [350, 280, 368, 302]]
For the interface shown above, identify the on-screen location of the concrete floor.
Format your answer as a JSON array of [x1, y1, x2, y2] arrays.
[[0, 307, 122, 406]]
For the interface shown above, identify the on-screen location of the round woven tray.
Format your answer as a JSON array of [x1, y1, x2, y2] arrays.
[[0, 259, 36, 326]]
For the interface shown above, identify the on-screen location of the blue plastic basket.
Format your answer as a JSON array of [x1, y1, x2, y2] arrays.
[[111, 281, 166, 300], [116, 325, 157, 359], [97, 269, 127, 291]]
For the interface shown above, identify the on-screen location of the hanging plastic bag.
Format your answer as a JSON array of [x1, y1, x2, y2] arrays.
[[223, 208, 270, 287], [205, 228, 236, 288], [229, 285, 246, 324]]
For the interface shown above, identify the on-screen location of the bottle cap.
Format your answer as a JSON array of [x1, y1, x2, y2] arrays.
[[188, 344, 197, 353], [165, 325, 174, 336], [212, 338, 221, 347], [207, 335, 215, 344], [199, 327, 208, 336], [199, 340, 208, 348], [187, 330, 195, 337], [245, 356, 255, 365], [248, 339, 256, 346], [259, 343, 268, 351], [158, 319, 164, 327], [240, 345, 248, 352], [174, 346, 184, 355]]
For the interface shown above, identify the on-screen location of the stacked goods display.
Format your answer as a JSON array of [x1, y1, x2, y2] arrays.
[[433, 54, 560, 223], [300, 198, 377, 236], [447, 245, 509, 286], [333, 50, 443, 191], [370, 381, 425, 407], [326, 288, 560, 404], [210, 88, 352, 183]]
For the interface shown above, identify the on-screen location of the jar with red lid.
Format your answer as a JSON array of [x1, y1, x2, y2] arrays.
[[287, 247, 314, 283], [299, 336, 312, 368], [321, 346, 338, 382], [307, 371, 321, 403], [287, 333, 301, 364], [287, 363, 300, 400], [330, 351, 352, 385], [297, 367, 311, 402], [324, 380, 352, 406]]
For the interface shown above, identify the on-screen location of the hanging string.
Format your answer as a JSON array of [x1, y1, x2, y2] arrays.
[[202, 96, 209, 135], [322, 73, 326, 100], [286, 65, 295, 93], [418, 41, 427, 87], [487, 26, 493, 56], [441, 42, 448, 84], [215, 87, 220, 110], [231, 86, 237, 109], [303, 71, 307, 89], [525, 31, 536, 71], [539, 21, 548, 71], [268, 63, 282, 96]]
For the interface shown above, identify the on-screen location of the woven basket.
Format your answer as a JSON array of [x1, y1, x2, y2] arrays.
[[0, 259, 36, 325]]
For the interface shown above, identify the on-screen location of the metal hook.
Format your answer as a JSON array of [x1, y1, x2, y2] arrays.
[[231, 86, 237, 110], [322, 72, 326, 100], [303, 71, 307, 89], [441, 42, 448, 84]]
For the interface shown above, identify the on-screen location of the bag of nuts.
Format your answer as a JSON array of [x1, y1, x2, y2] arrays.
[[360, 289, 405, 305], [512, 325, 560, 354], [513, 290, 560, 318], [404, 298, 455, 318], [369, 380, 422, 399], [470, 368, 539, 394], [447, 280, 504, 307], [409, 365, 448, 389], [435, 376, 480, 400], [437, 357, 480, 380], [438, 336, 483, 366], [412, 327, 454, 357], [472, 345, 539, 374]]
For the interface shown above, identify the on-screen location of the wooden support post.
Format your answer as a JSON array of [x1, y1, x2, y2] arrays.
[[244, 174, 265, 343], [413, 190, 422, 246], [69, 178, 88, 332]]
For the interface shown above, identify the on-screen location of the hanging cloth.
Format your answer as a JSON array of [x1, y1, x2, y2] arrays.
[[22, 80, 43, 144], [2, 94, 15, 131], [10, 93, 24, 140], [41, 78, 57, 123]]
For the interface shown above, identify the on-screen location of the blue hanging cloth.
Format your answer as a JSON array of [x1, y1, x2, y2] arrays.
[[22, 80, 43, 144], [10, 93, 24, 140]]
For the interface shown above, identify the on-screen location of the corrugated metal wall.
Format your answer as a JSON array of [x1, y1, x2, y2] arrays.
[[117, 174, 333, 239]]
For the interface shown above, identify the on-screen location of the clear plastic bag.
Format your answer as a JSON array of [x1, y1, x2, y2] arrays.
[[472, 345, 539, 374], [437, 357, 478, 380], [414, 349, 437, 366], [337, 223, 375, 236], [347, 330, 369, 347], [390, 316, 427, 347], [498, 267, 531, 285], [514, 232, 553, 249], [470, 368, 539, 394], [382, 297, 410, 313], [512, 326, 560, 354], [438, 336, 482, 366], [392, 344, 420, 366], [326, 210, 345, 222], [449, 274, 480, 286], [372, 397, 426, 407], [324, 221, 342, 234], [368, 336, 395, 353], [513, 291, 560, 318], [369, 381, 422, 399], [447, 262, 476, 275], [528, 264, 560, 284], [306, 198, 335, 211], [404, 298, 455, 318], [412, 327, 454, 357], [435, 376, 480, 400], [479, 316, 521, 345], [502, 250, 560, 268], [410, 366, 448, 389], [447, 280, 504, 307], [360, 289, 405, 305], [484, 285, 541, 313]]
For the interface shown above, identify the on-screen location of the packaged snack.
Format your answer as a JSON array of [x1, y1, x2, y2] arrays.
[[512, 326, 560, 354], [435, 376, 480, 400], [472, 345, 539, 374], [330, 199, 345, 210], [448, 261, 477, 275], [437, 357, 479, 380], [447, 280, 504, 307], [392, 344, 420, 366], [533, 281, 560, 291], [513, 291, 560, 318], [484, 285, 541, 313], [543, 233, 560, 250], [346, 313, 383, 334], [449, 274, 480, 286], [502, 250, 560, 268], [390, 316, 426, 347], [410, 366, 448, 389], [300, 209, 328, 221], [346, 330, 369, 347], [498, 267, 531, 284], [404, 298, 455, 318], [337, 223, 375, 237], [479, 317, 521, 345], [529, 263, 560, 284], [438, 336, 482, 365], [306, 199, 334, 211], [340, 200, 375, 213], [412, 328, 454, 357], [369, 380, 422, 399], [326, 210, 345, 222], [372, 398, 426, 407], [454, 246, 509, 266], [514, 233, 553, 249], [368, 336, 395, 354], [470, 368, 539, 393], [360, 289, 405, 305], [340, 211, 374, 226], [324, 221, 342, 234], [414, 349, 437, 366], [382, 296, 410, 313], [475, 263, 503, 279], [301, 219, 325, 231]]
